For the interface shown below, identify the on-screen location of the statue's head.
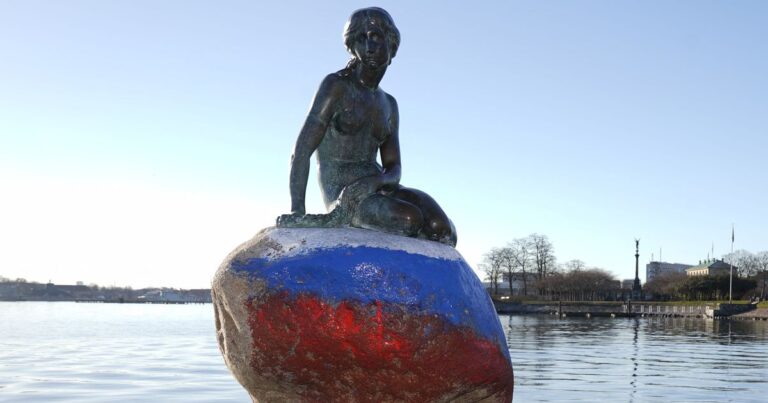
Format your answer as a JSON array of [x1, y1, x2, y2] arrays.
[[343, 7, 400, 68]]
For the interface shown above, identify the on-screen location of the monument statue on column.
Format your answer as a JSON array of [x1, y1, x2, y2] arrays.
[[212, 8, 514, 402], [632, 239, 642, 300]]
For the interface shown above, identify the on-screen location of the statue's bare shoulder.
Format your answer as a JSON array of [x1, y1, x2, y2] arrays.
[[307, 73, 350, 124]]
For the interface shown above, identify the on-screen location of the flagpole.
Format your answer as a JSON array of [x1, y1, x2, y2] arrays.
[[729, 224, 734, 304]]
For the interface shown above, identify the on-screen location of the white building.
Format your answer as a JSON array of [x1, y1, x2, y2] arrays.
[[646, 261, 693, 283], [483, 272, 538, 296], [686, 260, 734, 277]]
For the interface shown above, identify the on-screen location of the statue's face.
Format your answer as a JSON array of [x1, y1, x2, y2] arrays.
[[351, 18, 391, 69]]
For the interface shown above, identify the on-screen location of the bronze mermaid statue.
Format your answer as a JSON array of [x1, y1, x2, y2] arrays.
[[277, 7, 456, 247]]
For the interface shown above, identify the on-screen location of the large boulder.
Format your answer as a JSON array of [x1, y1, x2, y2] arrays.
[[212, 227, 513, 402]]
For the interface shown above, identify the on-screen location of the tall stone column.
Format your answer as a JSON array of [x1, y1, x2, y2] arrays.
[[632, 239, 642, 300]]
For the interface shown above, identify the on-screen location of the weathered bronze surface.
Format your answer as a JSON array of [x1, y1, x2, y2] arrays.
[[276, 7, 457, 247]]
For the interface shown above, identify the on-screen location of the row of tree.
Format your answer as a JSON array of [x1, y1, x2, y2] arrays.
[[724, 249, 768, 299], [722, 250, 768, 278], [481, 234, 556, 296], [481, 234, 621, 301], [644, 272, 758, 301], [645, 249, 768, 300]]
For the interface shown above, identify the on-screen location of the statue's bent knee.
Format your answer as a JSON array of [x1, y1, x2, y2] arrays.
[[399, 207, 424, 236]]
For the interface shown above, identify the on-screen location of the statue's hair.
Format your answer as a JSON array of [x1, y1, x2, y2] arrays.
[[340, 7, 400, 73]]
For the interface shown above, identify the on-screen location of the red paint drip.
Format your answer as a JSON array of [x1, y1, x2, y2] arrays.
[[246, 292, 514, 402]]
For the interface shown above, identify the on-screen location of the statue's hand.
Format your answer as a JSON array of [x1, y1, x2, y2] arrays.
[[338, 175, 381, 210], [276, 211, 344, 228], [277, 202, 306, 226], [276, 213, 303, 227]]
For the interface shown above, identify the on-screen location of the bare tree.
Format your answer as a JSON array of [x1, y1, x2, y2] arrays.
[[530, 233, 556, 295], [537, 271, 565, 300], [562, 259, 586, 273], [721, 250, 768, 299], [537, 264, 618, 301], [723, 249, 758, 277], [496, 247, 517, 296], [755, 251, 768, 299], [507, 238, 533, 296], [644, 271, 688, 300], [481, 248, 504, 297]]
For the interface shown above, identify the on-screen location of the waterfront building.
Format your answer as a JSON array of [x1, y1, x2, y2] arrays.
[[187, 289, 214, 303], [0, 282, 23, 299], [484, 272, 538, 297], [646, 261, 693, 282], [685, 259, 735, 277], [52, 283, 94, 299], [139, 289, 184, 302], [482, 280, 510, 296]]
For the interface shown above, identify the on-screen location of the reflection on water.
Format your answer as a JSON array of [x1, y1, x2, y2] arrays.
[[504, 315, 768, 403], [630, 318, 638, 403]]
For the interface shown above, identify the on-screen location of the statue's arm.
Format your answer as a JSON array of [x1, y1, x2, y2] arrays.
[[288, 75, 341, 215], [378, 94, 402, 188]]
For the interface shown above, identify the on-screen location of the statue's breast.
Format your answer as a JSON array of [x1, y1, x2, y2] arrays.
[[332, 89, 391, 144], [333, 94, 368, 135]]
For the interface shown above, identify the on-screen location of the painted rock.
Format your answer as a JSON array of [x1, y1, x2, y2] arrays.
[[212, 227, 513, 402]]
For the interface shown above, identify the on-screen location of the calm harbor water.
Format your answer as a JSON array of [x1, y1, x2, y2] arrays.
[[1, 302, 766, 402], [504, 314, 768, 403]]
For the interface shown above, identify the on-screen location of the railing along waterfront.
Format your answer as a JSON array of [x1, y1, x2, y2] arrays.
[[625, 303, 708, 317], [494, 300, 764, 319]]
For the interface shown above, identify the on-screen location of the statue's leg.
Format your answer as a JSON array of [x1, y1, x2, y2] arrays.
[[352, 194, 424, 237], [390, 187, 457, 246]]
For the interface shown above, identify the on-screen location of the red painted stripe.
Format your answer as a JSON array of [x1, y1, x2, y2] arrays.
[[246, 292, 514, 402]]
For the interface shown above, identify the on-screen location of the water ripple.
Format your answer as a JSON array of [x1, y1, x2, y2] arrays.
[[2, 303, 767, 402], [504, 315, 768, 403], [0, 302, 249, 403]]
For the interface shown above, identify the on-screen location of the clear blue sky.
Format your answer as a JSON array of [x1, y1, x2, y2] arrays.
[[1, 1, 766, 289]]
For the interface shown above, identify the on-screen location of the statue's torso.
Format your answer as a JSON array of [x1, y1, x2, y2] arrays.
[[316, 77, 395, 208]]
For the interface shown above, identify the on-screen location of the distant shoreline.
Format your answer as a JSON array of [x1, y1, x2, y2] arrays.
[[0, 298, 210, 304], [0, 281, 212, 303]]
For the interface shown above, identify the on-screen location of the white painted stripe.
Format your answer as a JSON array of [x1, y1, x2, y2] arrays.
[[253, 227, 463, 261]]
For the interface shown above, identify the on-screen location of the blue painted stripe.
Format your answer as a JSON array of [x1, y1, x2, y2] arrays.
[[232, 246, 507, 356]]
